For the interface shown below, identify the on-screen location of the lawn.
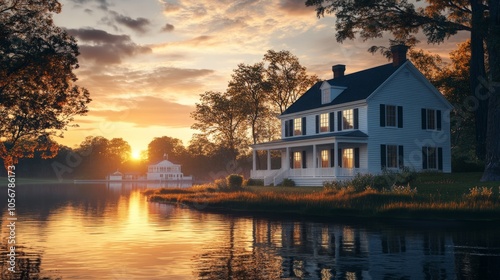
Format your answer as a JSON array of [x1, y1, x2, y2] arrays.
[[145, 172, 500, 222]]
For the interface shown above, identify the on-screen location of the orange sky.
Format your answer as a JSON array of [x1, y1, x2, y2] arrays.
[[53, 0, 468, 157]]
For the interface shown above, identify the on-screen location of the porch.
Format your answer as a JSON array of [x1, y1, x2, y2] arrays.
[[251, 167, 369, 186], [250, 132, 369, 186]]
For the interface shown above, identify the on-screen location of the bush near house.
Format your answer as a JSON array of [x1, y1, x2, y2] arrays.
[[324, 168, 418, 192], [226, 174, 244, 189], [281, 178, 295, 187]]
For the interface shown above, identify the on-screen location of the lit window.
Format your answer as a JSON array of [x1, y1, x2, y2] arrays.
[[320, 113, 329, 132], [321, 150, 329, 168], [342, 148, 354, 169], [293, 151, 302, 168], [343, 109, 354, 130], [294, 118, 302, 136], [386, 145, 398, 168], [386, 105, 397, 127]]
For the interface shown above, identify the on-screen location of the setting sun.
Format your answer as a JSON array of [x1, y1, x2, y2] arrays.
[[131, 150, 142, 160]]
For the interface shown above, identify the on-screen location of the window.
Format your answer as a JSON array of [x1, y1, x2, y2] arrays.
[[343, 109, 354, 130], [427, 109, 436, 130], [386, 105, 397, 127], [342, 148, 354, 169], [381, 145, 404, 169], [320, 113, 329, 132], [293, 151, 302, 169], [380, 104, 403, 128], [386, 145, 398, 168], [294, 118, 302, 136], [421, 109, 441, 130], [322, 89, 330, 104], [427, 147, 437, 169], [321, 150, 329, 168], [422, 146, 443, 170]]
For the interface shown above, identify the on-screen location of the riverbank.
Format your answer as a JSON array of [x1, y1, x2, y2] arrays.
[[144, 172, 500, 222]]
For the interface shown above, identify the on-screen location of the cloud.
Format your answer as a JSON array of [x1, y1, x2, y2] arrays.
[[73, 64, 216, 101], [67, 0, 111, 11], [67, 28, 151, 64], [279, 0, 315, 15], [92, 96, 194, 128], [161, 23, 175, 32], [159, 0, 183, 13], [110, 11, 151, 33]]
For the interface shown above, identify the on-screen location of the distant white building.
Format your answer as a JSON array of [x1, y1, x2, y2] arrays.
[[108, 171, 123, 181], [146, 159, 192, 181]]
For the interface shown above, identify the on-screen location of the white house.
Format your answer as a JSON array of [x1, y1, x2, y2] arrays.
[[146, 159, 192, 181], [250, 45, 453, 186], [108, 170, 123, 181]]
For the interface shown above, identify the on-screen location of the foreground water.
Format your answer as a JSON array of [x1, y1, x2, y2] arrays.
[[0, 183, 499, 279]]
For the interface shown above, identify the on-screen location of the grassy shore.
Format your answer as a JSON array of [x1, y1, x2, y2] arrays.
[[144, 172, 500, 222]]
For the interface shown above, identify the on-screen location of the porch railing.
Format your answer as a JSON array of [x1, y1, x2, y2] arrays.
[[251, 167, 369, 185], [288, 167, 368, 178]]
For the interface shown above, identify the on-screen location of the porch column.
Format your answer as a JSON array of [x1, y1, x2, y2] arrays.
[[313, 144, 317, 177], [252, 149, 257, 171], [267, 149, 271, 171], [285, 147, 290, 169], [334, 141, 339, 177]]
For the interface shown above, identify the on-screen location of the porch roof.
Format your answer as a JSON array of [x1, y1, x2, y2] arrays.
[[252, 130, 368, 149]]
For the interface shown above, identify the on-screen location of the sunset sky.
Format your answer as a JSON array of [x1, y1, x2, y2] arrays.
[[53, 0, 467, 157]]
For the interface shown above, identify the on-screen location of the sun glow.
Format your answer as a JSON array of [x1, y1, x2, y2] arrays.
[[131, 150, 142, 160]]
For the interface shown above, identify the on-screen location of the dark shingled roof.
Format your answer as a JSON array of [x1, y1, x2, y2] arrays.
[[282, 63, 402, 115], [252, 130, 368, 148]]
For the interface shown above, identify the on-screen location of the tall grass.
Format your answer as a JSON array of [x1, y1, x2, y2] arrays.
[[145, 172, 500, 221]]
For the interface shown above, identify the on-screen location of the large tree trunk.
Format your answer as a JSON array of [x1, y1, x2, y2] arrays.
[[481, 0, 500, 181], [470, 0, 488, 161]]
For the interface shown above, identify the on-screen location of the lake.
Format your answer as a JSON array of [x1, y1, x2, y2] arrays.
[[1, 183, 499, 279]]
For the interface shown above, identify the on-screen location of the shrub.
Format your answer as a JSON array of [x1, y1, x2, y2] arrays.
[[390, 183, 417, 196], [226, 174, 243, 190], [351, 173, 375, 192], [281, 178, 295, 187], [214, 178, 228, 190], [464, 186, 493, 200], [376, 167, 418, 189], [245, 178, 264, 186], [323, 179, 350, 191]]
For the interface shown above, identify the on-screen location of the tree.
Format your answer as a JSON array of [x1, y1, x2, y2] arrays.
[[0, 0, 91, 169], [263, 50, 319, 114], [147, 136, 187, 164], [305, 0, 500, 180], [108, 138, 132, 164], [191, 91, 248, 162], [74, 136, 111, 179], [227, 63, 271, 145]]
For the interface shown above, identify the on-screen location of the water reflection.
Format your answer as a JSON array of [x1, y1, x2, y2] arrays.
[[0, 184, 499, 279]]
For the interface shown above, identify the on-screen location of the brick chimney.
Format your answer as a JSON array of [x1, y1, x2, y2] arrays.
[[391, 45, 408, 67], [332, 64, 346, 79]]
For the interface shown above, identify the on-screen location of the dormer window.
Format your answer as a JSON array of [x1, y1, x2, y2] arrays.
[[321, 81, 347, 105], [322, 88, 331, 104]]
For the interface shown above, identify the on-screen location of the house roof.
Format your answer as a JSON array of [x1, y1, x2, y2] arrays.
[[149, 159, 179, 167], [252, 130, 368, 149], [282, 62, 403, 116]]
